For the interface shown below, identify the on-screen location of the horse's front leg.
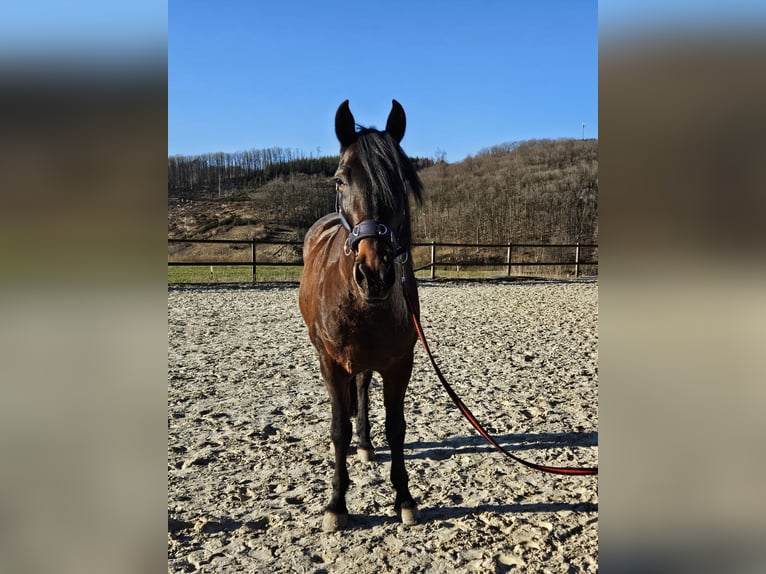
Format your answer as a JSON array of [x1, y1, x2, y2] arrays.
[[355, 370, 374, 462], [321, 361, 353, 532], [382, 354, 418, 525]]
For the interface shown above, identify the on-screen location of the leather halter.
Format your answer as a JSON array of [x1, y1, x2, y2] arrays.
[[336, 188, 407, 260]]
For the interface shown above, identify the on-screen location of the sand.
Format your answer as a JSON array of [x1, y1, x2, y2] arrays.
[[168, 281, 598, 573]]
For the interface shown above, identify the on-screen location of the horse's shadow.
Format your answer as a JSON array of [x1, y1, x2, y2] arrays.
[[358, 431, 598, 462], [342, 501, 598, 531], [340, 431, 598, 530], [170, 499, 598, 537], [410, 431, 598, 459]]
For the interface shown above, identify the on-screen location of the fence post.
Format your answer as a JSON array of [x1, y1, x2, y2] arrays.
[[430, 241, 436, 280], [506, 242, 512, 277], [575, 242, 580, 278], [253, 237, 262, 283]]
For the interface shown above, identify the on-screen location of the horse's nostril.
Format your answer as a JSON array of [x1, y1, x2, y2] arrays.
[[354, 263, 366, 286]]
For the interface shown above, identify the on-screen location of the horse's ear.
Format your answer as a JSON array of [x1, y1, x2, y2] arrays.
[[335, 100, 357, 148], [385, 99, 406, 143]]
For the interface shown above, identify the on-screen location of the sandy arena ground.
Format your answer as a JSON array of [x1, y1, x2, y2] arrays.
[[168, 281, 598, 573]]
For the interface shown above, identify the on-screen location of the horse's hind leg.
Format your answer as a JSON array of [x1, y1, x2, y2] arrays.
[[382, 356, 418, 525], [355, 371, 374, 462]]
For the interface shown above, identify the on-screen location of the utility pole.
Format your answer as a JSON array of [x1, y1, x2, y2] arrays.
[[582, 122, 586, 140]]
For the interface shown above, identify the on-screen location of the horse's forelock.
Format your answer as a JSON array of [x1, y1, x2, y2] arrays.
[[354, 128, 423, 212]]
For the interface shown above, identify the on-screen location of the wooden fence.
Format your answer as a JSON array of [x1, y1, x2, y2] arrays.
[[168, 238, 597, 283]]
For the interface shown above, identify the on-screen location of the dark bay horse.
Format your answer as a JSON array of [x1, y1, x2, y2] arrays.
[[299, 99, 424, 532]]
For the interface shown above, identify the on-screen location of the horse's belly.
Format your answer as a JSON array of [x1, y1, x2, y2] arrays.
[[331, 329, 412, 375]]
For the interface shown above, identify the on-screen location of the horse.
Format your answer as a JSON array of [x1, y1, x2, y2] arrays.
[[299, 99, 424, 532]]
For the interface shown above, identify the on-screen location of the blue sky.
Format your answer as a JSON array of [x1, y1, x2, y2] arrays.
[[2, 1, 764, 163], [169, 1, 598, 162]]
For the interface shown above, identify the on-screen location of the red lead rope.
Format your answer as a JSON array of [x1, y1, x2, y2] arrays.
[[403, 284, 598, 476]]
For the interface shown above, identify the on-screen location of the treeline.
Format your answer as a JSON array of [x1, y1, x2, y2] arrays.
[[167, 139, 597, 246], [168, 147, 341, 198], [168, 146, 435, 200]]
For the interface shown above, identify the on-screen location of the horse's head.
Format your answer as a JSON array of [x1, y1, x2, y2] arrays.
[[333, 99, 423, 302]]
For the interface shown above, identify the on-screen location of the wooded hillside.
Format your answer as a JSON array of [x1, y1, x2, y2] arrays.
[[418, 139, 597, 244], [167, 138, 597, 246]]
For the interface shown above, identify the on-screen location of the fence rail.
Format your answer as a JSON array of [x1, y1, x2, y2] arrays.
[[168, 238, 597, 283]]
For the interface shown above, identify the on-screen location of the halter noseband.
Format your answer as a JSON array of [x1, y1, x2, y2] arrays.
[[336, 187, 408, 260]]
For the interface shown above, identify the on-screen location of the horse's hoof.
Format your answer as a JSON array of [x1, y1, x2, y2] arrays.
[[358, 448, 374, 463], [398, 505, 419, 526], [322, 511, 348, 532]]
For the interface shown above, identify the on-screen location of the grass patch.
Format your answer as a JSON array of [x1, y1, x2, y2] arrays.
[[414, 265, 508, 280], [413, 264, 597, 280], [169, 263, 596, 285], [168, 265, 302, 284]]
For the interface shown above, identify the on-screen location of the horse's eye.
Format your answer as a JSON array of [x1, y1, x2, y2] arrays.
[[335, 178, 344, 191]]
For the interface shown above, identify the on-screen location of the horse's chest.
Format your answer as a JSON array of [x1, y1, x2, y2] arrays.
[[318, 307, 411, 374]]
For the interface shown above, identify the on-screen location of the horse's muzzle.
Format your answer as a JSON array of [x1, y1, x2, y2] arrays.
[[353, 245, 395, 301]]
